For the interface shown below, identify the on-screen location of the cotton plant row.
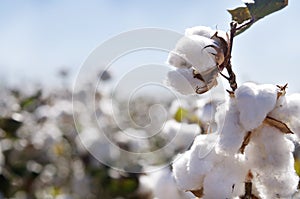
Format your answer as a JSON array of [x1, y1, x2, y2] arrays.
[[166, 25, 300, 198]]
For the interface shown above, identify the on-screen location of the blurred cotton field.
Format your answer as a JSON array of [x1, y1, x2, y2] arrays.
[[0, 69, 225, 199]]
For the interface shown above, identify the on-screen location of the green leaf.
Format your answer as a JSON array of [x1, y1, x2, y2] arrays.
[[174, 107, 188, 122], [228, 0, 288, 35], [228, 7, 252, 24], [20, 90, 42, 112]]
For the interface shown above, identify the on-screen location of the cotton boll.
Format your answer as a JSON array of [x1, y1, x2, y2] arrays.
[[172, 133, 219, 191], [269, 93, 300, 138], [246, 126, 294, 171], [171, 35, 218, 73], [235, 82, 277, 131], [245, 126, 298, 198], [167, 51, 192, 69], [203, 155, 248, 199], [172, 152, 195, 190], [254, 170, 298, 199], [188, 133, 220, 190], [150, 167, 194, 199], [162, 120, 199, 151], [185, 26, 215, 38], [185, 26, 229, 43], [215, 98, 247, 155], [166, 68, 206, 95]]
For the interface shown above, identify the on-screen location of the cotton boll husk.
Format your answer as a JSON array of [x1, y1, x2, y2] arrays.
[[203, 155, 248, 199], [171, 35, 218, 73], [235, 82, 277, 131], [166, 68, 206, 95], [245, 126, 298, 198], [215, 98, 247, 155]]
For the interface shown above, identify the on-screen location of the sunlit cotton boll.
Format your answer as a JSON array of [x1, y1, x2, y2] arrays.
[[185, 26, 229, 43], [215, 98, 247, 155], [235, 82, 278, 131], [172, 133, 219, 191], [161, 120, 199, 152], [169, 34, 218, 73], [269, 93, 300, 139], [166, 68, 206, 95], [203, 155, 248, 199], [245, 126, 298, 198], [148, 167, 194, 199]]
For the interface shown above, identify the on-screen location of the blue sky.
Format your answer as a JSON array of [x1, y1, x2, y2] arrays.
[[1, 0, 300, 92]]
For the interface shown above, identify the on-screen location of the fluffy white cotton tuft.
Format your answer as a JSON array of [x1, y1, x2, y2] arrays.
[[215, 98, 247, 155], [166, 68, 205, 95], [245, 126, 298, 198], [169, 35, 218, 73], [167, 51, 192, 69], [269, 93, 300, 138], [235, 82, 277, 131], [185, 26, 229, 43], [172, 133, 219, 191], [203, 156, 248, 199], [162, 120, 199, 152]]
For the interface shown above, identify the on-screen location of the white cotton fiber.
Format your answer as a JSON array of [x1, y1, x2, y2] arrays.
[[215, 98, 247, 155], [172, 133, 219, 191], [185, 26, 215, 38], [187, 133, 219, 189], [235, 82, 277, 131], [185, 26, 229, 43], [172, 152, 195, 190], [162, 120, 199, 151], [166, 68, 205, 95], [170, 35, 218, 73], [150, 167, 193, 199], [245, 125, 298, 198], [203, 156, 248, 199], [167, 51, 192, 69], [269, 93, 300, 138]]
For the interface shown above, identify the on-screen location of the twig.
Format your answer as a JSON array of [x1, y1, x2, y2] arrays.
[[239, 131, 252, 154], [220, 20, 254, 92]]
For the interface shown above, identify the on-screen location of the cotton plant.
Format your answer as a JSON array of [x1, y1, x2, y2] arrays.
[[166, 1, 298, 198]]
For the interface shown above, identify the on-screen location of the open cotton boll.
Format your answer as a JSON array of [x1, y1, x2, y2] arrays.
[[162, 120, 199, 151], [215, 98, 247, 155], [203, 156, 248, 199], [167, 51, 192, 69], [171, 35, 218, 73], [166, 68, 206, 95], [185, 26, 215, 38], [269, 93, 300, 138], [245, 126, 298, 198], [246, 125, 294, 171], [172, 151, 195, 190], [172, 133, 219, 191], [185, 26, 229, 43], [187, 133, 219, 190], [235, 82, 277, 131], [150, 166, 194, 199], [254, 169, 298, 199]]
